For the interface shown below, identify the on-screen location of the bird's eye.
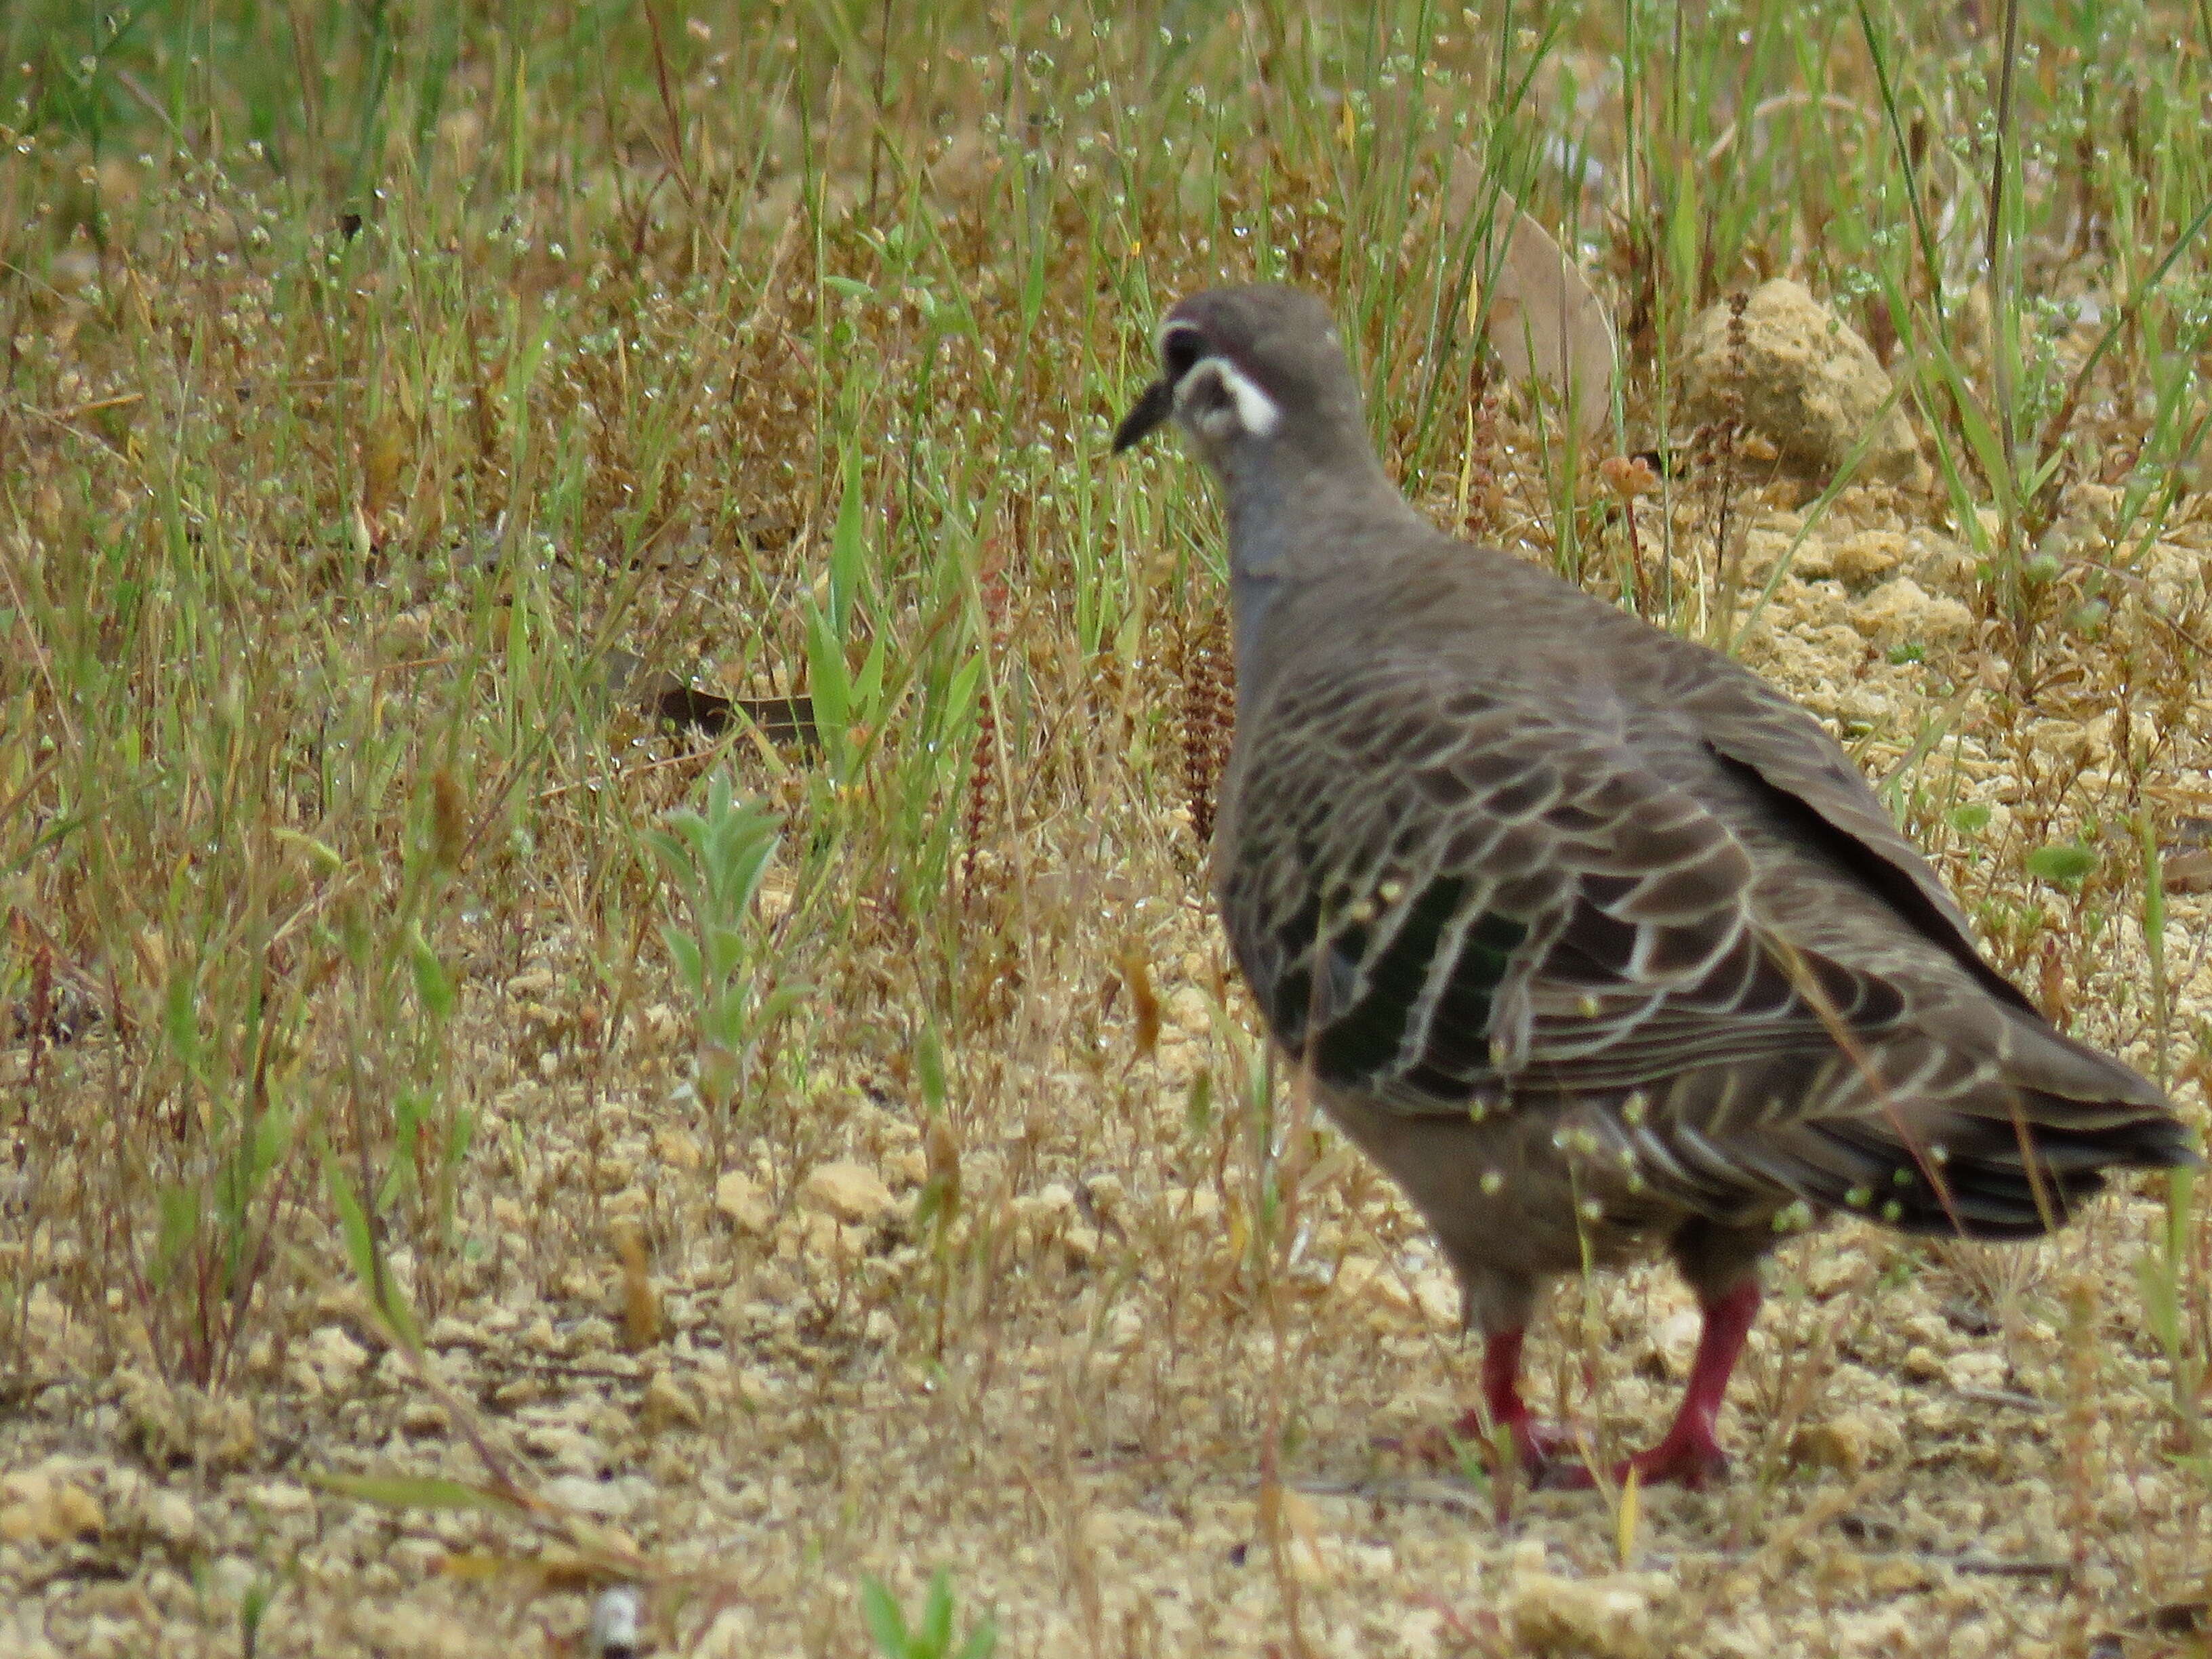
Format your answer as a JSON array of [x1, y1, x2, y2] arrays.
[[1161, 325, 1204, 381]]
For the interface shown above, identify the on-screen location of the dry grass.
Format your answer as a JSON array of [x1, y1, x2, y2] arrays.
[[6, 2, 2212, 1654]]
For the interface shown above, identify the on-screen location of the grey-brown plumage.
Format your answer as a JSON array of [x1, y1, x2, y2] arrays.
[[1113, 284, 2196, 1487]]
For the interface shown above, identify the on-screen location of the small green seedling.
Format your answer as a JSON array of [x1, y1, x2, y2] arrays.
[[860, 1570, 997, 1659]]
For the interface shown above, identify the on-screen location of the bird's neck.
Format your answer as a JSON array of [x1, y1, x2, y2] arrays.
[[1220, 443, 1414, 693]]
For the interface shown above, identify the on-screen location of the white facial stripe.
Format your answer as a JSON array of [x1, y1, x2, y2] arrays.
[[1178, 356, 1283, 441]]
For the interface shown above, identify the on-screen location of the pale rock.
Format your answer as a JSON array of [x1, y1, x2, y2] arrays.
[[1736, 527, 1798, 583], [1790, 1410, 1902, 1474], [119, 1378, 257, 1469], [1683, 279, 1926, 485], [2029, 713, 2112, 767], [541, 1473, 641, 1517], [1503, 1568, 1671, 1658], [694, 1604, 762, 1659], [1507, 1536, 1550, 1576], [23, 1283, 71, 1342], [1006, 1191, 1067, 1245], [350, 1601, 485, 1659], [1397, 1607, 1448, 1659], [1652, 1306, 1703, 1378], [1900, 1308, 1951, 1347], [1849, 577, 1975, 651], [1781, 538, 1835, 581], [2128, 1471, 2175, 1516], [1164, 984, 1214, 1036], [426, 1315, 483, 1349], [1804, 1252, 1863, 1297], [1832, 684, 1893, 728], [1737, 624, 1837, 691], [714, 1170, 775, 1234], [799, 1161, 897, 1224], [1341, 1540, 1397, 1576], [0, 1470, 104, 1545], [1413, 1271, 1462, 1328], [1150, 1037, 1200, 1083], [2146, 541, 2206, 612], [1946, 1348, 2007, 1391], [569, 1315, 623, 1359], [1080, 1507, 1150, 1551], [1162, 1185, 1223, 1226], [1829, 529, 1906, 586], [1277, 1490, 1335, 1584], [1833, 1604, 1919, 1652], [247, 1481, 314, 1516], [653, 1127, 705, 1170], [1705, 1614, 1782, 1658], [1011, 1181, 1080, 1244], [0, 1621, 61, 1659], [1905, 527, 1978, 588], [642, 1369, 702, 1430], [138, 1487, 197, 1549], [306, 1323, 371, 1389], [1902, 1343, 1946, 1382], [389, 1536, 446, 1578], [604, 1185, 651, 1220], [1334, 1254, 1414, 1315], [519, 1420, 609, 1475], [207, 1555, 260, 1603], [773, 1210, 844, 1261], [1083, 1173, 1128, 1221]]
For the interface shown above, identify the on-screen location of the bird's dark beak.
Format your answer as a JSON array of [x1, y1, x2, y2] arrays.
[[1112, 377, 1176, 453]]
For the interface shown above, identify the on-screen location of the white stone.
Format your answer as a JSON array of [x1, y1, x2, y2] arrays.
[[138, 1488, 197, 1549], [1848, 577, 1975, 650], [1503, 1570, 1670, 1658], [798, 1161, 898, 1225], [1683, 278, 1925, 485], [713, 1170, 775, 1233]]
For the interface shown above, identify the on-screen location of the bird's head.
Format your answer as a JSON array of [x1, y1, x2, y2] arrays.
[[1111, 286, 1368, 477]]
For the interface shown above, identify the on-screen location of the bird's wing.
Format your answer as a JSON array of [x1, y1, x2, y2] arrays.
[[1217, 658, 1914, 1115], [1218, 649, 2190, 1235], [1677, 662, 2039, 1014]]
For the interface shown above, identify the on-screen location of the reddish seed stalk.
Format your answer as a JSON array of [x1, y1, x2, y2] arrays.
[[1181, 609, 1234, 853]]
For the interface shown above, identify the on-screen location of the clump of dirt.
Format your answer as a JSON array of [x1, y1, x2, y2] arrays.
[[1683, 279, 1929, 488]]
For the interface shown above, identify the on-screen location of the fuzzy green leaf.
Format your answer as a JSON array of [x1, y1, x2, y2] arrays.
[[2024, 843, 2096, 886]]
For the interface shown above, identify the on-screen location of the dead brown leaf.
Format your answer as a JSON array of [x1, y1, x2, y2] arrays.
[[1448, 159, 1617, 436]]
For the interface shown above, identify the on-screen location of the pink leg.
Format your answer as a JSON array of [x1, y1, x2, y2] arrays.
[[1440, 1280, 1760, 1490], [1447, 1328, 1579, 1475], [1605, 1278, 1761, 1490]]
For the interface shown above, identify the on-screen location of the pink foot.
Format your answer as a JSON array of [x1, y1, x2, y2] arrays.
[[1618, 1422, 1732, 1489], [1409, 1328, 1599, 1482], [1443, 1406, 1588, 1479], [1528, 1417, 1732, 1491], [1450, 1279, 1761, 1493]]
